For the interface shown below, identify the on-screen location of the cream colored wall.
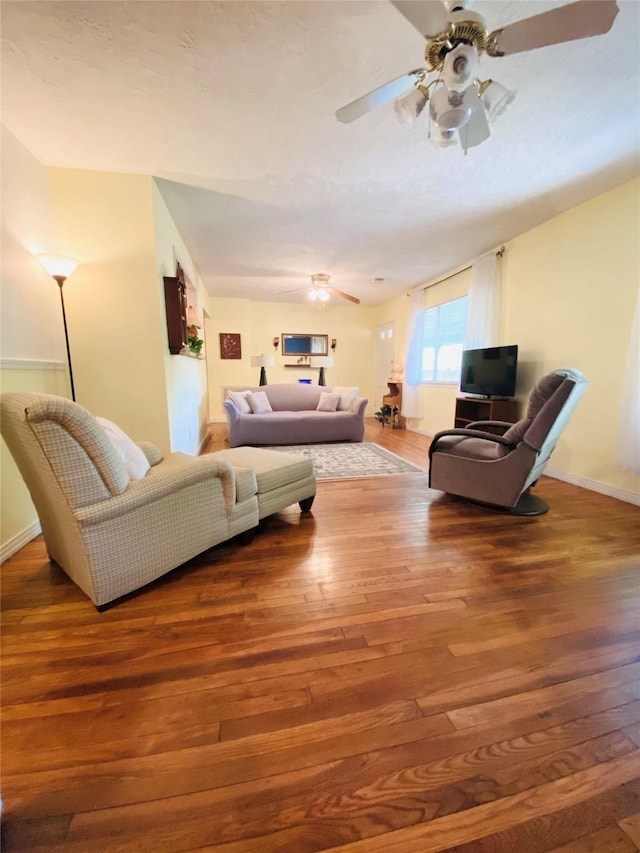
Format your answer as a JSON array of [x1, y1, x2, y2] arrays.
[[152, 182, 209, 454], [47, 169, 172, 453], [502, 178, 639, 498], [0, 128, 73, 557], [206, 298, 377, 419], [376, 177, 640, 500]]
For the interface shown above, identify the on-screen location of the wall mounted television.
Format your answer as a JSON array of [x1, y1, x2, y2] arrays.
[[460, 345, 518, 399]]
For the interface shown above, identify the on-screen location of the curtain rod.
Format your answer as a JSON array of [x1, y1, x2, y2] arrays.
[[420, 245, 505, 292]]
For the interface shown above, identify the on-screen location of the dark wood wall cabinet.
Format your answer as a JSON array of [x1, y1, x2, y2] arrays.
[[163, 264, 189, 355], [454, 397, 520, 429]]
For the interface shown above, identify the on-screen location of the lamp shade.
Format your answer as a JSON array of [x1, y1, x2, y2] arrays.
[[37, 254, 78, 279], [394, 87, 428, 126], [430, 85, 477, 131], [480, 80, 516, 122], [187, 305, 203, 327], [309, 356, 334, 368], [391, 362, 404, 379], [250, 355, 275, 368]]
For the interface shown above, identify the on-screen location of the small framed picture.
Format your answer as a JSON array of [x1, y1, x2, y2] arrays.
[[219, 333, 242, 360]]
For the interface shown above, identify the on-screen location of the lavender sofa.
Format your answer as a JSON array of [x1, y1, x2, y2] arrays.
[[223, 383, 368, 447]]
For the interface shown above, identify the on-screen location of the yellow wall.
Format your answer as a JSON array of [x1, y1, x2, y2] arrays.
[[47, 169, 172, 453], [152, 182, 209, 453], [376, 178, 640, 500], [502, 178, 639, 497], [206, 298, 378, 418]]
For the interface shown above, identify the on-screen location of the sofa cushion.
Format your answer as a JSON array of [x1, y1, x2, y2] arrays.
[[96, 417, 150, 480], [331, 386, 358, 411], [227, 389, 252, 414], [247, 391, 273, 414], [316, 392, 340, 412]]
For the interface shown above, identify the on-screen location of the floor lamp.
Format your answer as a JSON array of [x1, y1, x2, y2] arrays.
[[310, 356, 334, 386], [38, 255, 79, 401], [250, 355, 275, 386]]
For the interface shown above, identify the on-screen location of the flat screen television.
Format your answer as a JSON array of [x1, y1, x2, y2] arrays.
[[460, 344, 518, 399]]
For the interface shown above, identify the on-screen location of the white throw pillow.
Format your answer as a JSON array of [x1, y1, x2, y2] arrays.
[[96, 417, 150, 480], [227, 389, 252, 414], [246, 390, 273, 414], [331, 386, 358, 411], [316, 392, 340, 412]]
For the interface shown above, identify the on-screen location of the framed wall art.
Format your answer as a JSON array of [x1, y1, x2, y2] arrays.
[[219, 333, 242, 360]]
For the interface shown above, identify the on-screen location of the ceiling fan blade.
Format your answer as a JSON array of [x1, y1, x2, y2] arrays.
[[487, 0, 619, 57], [330, 288, 360, 305], [390, 0, 449, 37], [336, 69, 426, 123], [458, 100, 490, 153]]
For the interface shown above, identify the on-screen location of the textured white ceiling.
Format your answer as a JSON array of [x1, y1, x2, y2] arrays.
[[2, 1, 639, 305]]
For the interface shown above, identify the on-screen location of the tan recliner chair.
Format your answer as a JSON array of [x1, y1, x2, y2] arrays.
[[1, 393, 259, 607], [428, 368, 588, 515]]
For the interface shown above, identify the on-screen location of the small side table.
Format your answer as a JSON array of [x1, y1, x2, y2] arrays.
[[383, 382, 405, 429]]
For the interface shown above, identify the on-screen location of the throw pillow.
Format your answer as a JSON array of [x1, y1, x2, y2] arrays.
[[227, 389, 252, 414], [95, 417, 151, 480], [316, 392, 340, 412], [246, 390, 273, 414], [331, 386, 358, 411]]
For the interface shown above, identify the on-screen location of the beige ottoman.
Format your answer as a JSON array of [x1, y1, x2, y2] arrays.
[[209, 447, 316, 519]]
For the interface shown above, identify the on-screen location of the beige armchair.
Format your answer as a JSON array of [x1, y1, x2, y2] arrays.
[[1, 392, 259, 607], [428, 369, 589, 515]]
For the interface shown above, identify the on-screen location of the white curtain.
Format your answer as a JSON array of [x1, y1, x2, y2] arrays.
[[465, 251, 502, 348], [402, 288, 423, 419], [616, 292, 640, 474]]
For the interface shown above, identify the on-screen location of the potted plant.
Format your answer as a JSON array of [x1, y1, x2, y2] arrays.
[[187, 324, 204, 357], [374, 403, 392, 426]]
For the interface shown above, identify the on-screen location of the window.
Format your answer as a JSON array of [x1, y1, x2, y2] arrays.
[[421, 296, 468, 383]]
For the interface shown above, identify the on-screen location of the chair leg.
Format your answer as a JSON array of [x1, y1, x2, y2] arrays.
[[299, 496, 315, 512]]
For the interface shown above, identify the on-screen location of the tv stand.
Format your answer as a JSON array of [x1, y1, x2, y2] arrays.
[[454, 396, 520, 429]]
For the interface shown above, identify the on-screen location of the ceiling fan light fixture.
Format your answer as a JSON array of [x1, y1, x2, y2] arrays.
[[430, 84, 477, 131], [428, 123, 458, 148], [317, 288, 330, 302], [479, 79, 516, 122], [393, 86, 428, 126], [441, 44, 480, 93]]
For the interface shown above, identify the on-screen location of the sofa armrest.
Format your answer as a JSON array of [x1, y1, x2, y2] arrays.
[[352, 397, 368, 418], [136, 440, 163, 466], [223, 399, 241, 425], [75, 453, 242, 525]]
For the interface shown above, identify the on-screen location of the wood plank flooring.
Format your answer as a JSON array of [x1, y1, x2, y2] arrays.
[[1, 420, 639, 852]]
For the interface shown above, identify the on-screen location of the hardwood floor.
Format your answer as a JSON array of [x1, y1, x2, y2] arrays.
[[2, 420, 639, 852]]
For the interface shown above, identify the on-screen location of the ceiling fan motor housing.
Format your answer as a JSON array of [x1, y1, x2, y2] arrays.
[[425, 10, 488, 71]]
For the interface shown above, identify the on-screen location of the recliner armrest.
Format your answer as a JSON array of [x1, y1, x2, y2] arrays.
[[466, 420, 512, 435], [429, 427, 515, 461]]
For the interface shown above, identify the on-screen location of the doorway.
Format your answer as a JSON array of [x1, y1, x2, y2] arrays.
[[375, 321, 395, 410]]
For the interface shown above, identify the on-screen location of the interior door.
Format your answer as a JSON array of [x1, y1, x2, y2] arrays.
[[375, 322, 395, 410]]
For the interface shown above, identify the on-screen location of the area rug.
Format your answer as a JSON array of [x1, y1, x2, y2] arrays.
[[265, 442, 426, 481]]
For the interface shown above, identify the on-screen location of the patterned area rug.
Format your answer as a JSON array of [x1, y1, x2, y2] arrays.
[[265, 442, 426, 481]]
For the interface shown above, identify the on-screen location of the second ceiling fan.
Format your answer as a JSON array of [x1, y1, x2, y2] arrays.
[[280, 274, 360, 304]]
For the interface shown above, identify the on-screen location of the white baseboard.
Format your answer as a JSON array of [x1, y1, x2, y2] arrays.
[[1, 521, 42, 564], [406, 426, 639, 507], [544, 467, 640, 506]]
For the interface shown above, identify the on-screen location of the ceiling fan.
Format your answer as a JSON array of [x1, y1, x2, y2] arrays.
[[279, 274, 361, 305], [336, 0, 619, 153]]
